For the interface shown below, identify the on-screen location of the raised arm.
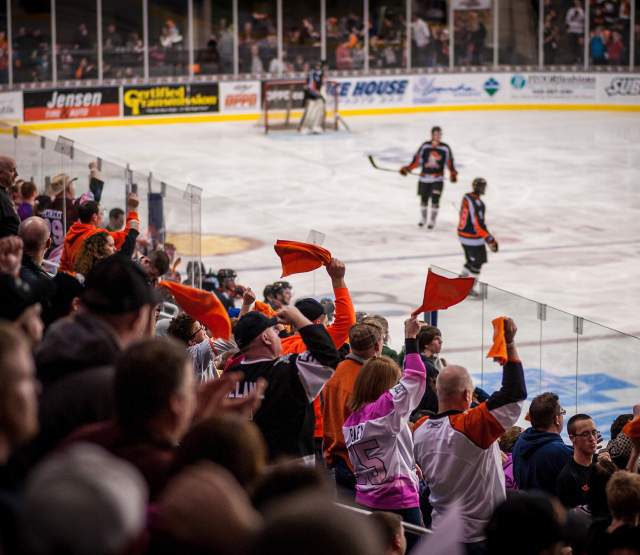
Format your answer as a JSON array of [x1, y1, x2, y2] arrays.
[[325, 258, 356, 347]]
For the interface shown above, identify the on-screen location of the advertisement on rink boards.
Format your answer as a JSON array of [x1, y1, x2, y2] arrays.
[[327, 76, 411, 107], [412, 74, 504, 105], [23, 87, 120, 122], [599, 74, 640, 104], [220, 81, 261, 112], [0, 92, 23, 122], [264, 81, 306, 110], [508, 73, 597, 101], [122, 83, 219, 117]]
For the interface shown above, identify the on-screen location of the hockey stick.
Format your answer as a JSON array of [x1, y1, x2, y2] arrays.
[[367, 155, 420, 176]]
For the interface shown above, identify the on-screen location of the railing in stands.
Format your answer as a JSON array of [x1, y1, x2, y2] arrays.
[[335, 503, 431, 538]]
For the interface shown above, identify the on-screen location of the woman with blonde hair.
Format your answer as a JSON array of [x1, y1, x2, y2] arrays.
[[343, 317, 425, 528], [73, 232, 115, 277]]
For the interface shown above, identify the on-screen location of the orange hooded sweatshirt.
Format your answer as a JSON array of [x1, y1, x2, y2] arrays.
[[280, 286, 356, 437], [59, 211, 139, 273]]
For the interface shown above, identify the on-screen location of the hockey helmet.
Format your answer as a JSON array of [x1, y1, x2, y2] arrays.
[[472, 177, 487, 195]]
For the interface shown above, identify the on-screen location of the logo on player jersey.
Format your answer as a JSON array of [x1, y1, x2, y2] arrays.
[[425, 151, 442, 168], [483, 78, 500, 96]]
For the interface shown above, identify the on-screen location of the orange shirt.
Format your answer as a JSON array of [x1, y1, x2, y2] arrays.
[[59, 211, 139, 272], [322, 356, 364, 469]]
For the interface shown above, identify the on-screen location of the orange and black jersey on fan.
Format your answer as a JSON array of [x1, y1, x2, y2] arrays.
[[406, 141, 457, 183], [458, 193, 493, 246]]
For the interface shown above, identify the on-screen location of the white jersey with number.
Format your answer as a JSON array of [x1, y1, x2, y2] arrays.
[[343, 348, 425, 510]]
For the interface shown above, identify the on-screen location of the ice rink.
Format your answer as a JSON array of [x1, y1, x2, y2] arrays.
[[46, 110, 640, 431]]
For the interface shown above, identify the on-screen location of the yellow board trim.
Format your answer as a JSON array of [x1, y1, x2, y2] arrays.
[[19, 103, 640, 131]]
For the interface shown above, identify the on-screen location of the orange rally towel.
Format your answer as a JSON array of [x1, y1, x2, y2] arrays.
[[159, 281, 232, 340], [254, 300, 278, 318], [412, 269, 475, 317], [623, 415, 640, 440], [274, 239, 332, 278], [487, 317, 508, 365]]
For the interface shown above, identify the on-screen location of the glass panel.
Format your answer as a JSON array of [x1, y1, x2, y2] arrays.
[[636, 0, 640, 68], [326, 0, 365, 70], [283, 0, 321, 73], [577, 319, 640, 442], [453, 1, 493, 67], [369, 0, 406, 69], [590, 0, 631, 66], [0, 3, 8, 84], [103, 0, 144, 79], [544, 1, 585, 66], [193, 0, 234, 75], [238, 0, 277, 74], [55, 0, 97, 81], [498, 1, 538, 65], [541, 306, 578, 423], [149, 0, 189, 77], [483, 285, 542, 419], [411, 0, 449, 68], [11, 0, 52, 83]]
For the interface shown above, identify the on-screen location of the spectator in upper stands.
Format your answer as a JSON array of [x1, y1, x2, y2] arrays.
[[21, 443, 148, 555], [322, 322, 383, 495], [0, 322, 39, 553], [65, 337, 197, 498], [17, 181, 37, 221], [0, 156, 19, 239], [512, 392, 573, 495], [369, 511, 407, 555], [566, 0, 586, 64], [411, 14, 431, 67], [167, 313, 216, 382], [73, 232, 116, 277], [344, 317, 425, 528], [414, 317, 526, 551], [18, 217, 52, 290], [171, 414, 267, 489], [557, 413, 599, 508], [106, 207, 125, 232], [591, 26, 608, 64]]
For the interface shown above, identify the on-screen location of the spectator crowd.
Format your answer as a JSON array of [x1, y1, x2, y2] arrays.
[[1, 150, 640, 555]]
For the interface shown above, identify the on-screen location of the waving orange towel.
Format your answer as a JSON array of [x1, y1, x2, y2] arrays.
[[487, 317, 508, 365], [254, 300, 278, 318], [159, 281, 232, 340], [411, 269, 475, 317], [274, 239, 332, 277], [623, 415, 640, 440]]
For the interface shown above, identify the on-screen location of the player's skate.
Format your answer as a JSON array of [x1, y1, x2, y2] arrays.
[[418, 206, 427, 227], [312, 125, 324, 135], [427, 208, 438, 230]]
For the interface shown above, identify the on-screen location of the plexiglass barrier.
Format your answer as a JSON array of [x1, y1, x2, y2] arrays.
[[1, 122, 202, 284], [430, 265, 640, 440]]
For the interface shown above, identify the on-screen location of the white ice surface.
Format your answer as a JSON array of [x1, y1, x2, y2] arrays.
[[46, 110, 640, 430]]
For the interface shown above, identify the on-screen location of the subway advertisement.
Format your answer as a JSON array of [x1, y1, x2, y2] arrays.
[[122, 83, 219, 117], [23, 87, 120, 121]]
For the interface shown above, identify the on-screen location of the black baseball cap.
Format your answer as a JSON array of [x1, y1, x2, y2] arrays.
[[233, 312, 278, 350], [295, 298, 325, 321], [82, 256, 162, 315]]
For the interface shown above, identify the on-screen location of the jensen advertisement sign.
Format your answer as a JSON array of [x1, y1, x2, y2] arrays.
[[23, 87, 120, 121]]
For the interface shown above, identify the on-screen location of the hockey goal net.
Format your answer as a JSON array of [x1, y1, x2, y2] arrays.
[[262, 79, 339, 134]]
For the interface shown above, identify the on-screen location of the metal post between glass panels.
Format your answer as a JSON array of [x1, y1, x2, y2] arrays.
[[405, 0, 411, 70], [631, 0, 636, 68], [538, 0, 543, 68], [320, 0, 326, 62], [583, 0, 589, 70], [143, 0, 150, 79], [493, 0, 498, 68], [363, 0, 369, 72], [188, 0, 194, 78], [448, 1, 454, 69], [232, 0, 239, 76], [276, 0, 283, 76], [97, 0, 103, 82], [6, 0, 13, 86], [51, 0, 57, 84]]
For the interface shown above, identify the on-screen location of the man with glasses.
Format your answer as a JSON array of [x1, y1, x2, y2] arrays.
[[512, 392, 573, 495], [167, 313, 216, 382], [557, 414, 600, 508]]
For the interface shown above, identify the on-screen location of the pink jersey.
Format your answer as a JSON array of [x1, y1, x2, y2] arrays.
[[343, 345, 426, 510]]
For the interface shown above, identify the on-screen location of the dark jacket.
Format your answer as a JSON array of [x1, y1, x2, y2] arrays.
[[0, 187, 19, 239], [512, 428, 573, 495], [35, 311, 121, 388]]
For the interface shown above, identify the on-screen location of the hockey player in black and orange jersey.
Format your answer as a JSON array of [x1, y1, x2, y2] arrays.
[[400, 126, 457, 229], [458, 178, 498, 295]]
